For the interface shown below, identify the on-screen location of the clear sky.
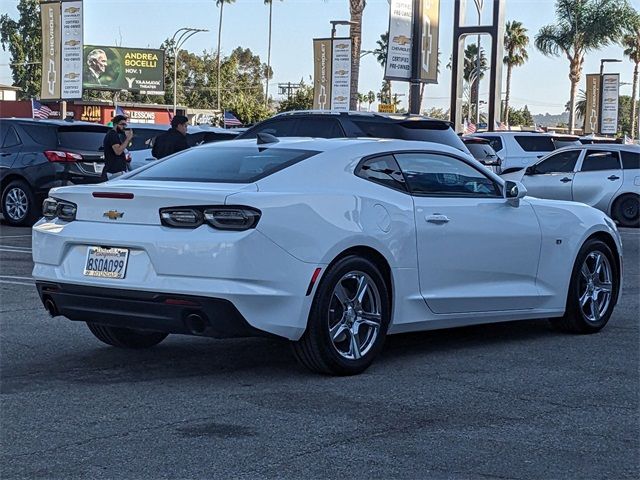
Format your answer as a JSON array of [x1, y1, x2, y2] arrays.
[[1, 0, 638, 114]]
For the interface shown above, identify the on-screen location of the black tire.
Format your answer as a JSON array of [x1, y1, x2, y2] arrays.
[[291, 255, 391, 375], [612, 194, 639, 228], [1, 180, 39, 226], [86, 323, 168, 349], [551, 239, 619, 334]]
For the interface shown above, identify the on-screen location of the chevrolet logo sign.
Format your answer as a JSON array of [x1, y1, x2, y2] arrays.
[[335, 43, 349, 50], [393, 35, 411, 45], [103, 210, 124, 220], [65, 40, 80, 47], [65, 7, 80, 13]]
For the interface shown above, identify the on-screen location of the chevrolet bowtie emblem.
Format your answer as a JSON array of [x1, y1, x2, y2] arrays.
[[104, 210, 124, 220]]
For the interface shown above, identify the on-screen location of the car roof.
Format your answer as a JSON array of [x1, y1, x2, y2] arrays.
[[200, 136, 469, 157], [472, 131, 552, 137], [126, 123, 238, 135], [272, 110, 453, 126], [1, 118, 108, 127], [554, 144, 639, 152]]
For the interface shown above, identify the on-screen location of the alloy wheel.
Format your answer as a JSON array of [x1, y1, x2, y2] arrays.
[[621, 197, 639, 222], [328, 271, 382, 360], [4, 187, 28, 221], [578, 251, 613, 323]]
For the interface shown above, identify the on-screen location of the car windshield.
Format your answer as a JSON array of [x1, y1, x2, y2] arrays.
[[129, 146, 319, 183]]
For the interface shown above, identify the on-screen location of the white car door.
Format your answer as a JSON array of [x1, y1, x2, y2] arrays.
[[572, 149, 623, 212], [521, 149, 582, 201], [394, 151, 542, 315]]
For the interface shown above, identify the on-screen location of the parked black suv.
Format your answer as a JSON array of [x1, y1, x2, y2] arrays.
[[237, 111, 470, 153], [1, 119, 109, 225]]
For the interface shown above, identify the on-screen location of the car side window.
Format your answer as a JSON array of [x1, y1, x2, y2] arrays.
[[533, 150, 581, 174], [294, 117, 345, 138], [621, 150, 640, 170], [247, 118, 298, 138], [580, 151, 621, 172], [355, 155, 407, 192], [394, 152, 501, 197], [2, 126, 21, 148]]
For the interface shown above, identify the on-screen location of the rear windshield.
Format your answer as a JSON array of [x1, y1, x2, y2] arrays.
[[20, 124, 108, 151], [514, 135, 555, 152], [352, 119, 469, 153], [465, 142, 498, 161], [129, 146, 319, 183]]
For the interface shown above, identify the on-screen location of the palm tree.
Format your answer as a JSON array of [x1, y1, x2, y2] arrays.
[[565, 89, 587, 127], [535, 0, 634, 134], [622, 15, 640, 138], [370, 32, 391, 104], [215, 0, 236, 111], [349, 0, 366, 110], [366, 90, 375, 111], [264, 1, 282, 108], [503, 21, 529, 125], [463, 44, 487, 120]]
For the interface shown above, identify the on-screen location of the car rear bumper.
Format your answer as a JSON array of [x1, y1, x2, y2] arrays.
[[36, 282, 277, 339]]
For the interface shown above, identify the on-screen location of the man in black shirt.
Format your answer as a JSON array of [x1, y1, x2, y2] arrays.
[[152, 115, 189, 159], [103, 115, 133, 179]]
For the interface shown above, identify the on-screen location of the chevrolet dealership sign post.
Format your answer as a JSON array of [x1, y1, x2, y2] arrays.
[[313, 38, 352, 111], [385, 0, 440, 114]]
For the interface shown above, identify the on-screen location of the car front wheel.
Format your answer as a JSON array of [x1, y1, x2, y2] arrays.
[[291, 255, 391, 375], [551, 239, 619, 334], [87, 323, 168, 349]]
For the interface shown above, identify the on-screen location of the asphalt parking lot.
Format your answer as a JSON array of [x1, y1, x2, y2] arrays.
[[1, 224, 638, 479]]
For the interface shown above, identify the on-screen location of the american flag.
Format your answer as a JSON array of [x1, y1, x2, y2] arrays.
[[463, 119, 477, 134], [495, 120, 508, 131], [114, 105, 128, 117], [223, 111, 242, 127], [31, 99, 53, 119]]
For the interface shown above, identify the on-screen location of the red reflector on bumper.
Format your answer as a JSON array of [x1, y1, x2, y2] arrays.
[[305, 268, 322, 296]]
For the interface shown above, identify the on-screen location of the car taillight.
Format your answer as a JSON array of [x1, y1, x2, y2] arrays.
[[42, 197, 77, 221], [44, 150, 84, 162], [204, 207, 261, 230], [160, 206, 261, 231]]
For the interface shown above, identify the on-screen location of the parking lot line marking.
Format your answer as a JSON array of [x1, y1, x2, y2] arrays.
[[0, 279, 34, 286], [0, 248, 32, 254], [0, 275, 33, 281]]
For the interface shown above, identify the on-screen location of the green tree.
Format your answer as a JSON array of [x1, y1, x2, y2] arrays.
[[366, 90, 375, 111], [0, 0, 41, 99], [463, 44, 487, 119], [369, 32, 391, 104], [349, 0, 366, 110], [423, 107, 450, 120], [535, 0, 635, 133], [565, 89, 586, 128], [622, 14, 640, 138], [216, 0, 236, 110], [278, 80, 313, 112], [503, 21, 529, 124], [618, 95, 633, 135]]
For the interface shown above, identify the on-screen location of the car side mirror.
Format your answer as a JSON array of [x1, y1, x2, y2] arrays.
[[504, 180, 527, 206]]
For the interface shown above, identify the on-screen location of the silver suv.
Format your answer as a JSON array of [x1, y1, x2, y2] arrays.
[[517, 144, 639, 227]]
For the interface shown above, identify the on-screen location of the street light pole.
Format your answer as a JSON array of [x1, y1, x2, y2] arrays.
[[170, 27, 209, 116], [597, 58, 622, 135]]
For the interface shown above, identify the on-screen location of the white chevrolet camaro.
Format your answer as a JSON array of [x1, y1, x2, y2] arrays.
[[32, 137, 623, 375]]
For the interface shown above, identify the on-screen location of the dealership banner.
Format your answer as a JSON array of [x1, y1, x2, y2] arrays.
[[61, 0, 83, 99], [83, 46, 165, 95], [40, 0, 62, 100], [584, 74, 601, 135], [385, 0, 440, 83], [330, 38, 351, 111], [313, 39, 332, 110], [600, 73, 619, 135]]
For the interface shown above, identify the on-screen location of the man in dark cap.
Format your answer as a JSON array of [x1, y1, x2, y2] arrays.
[[152, 115, 190, 159], [103, 114, 132, 179]]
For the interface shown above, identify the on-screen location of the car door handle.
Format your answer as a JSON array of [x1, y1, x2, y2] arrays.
[[607, 175, 620, 181], [560, 177, 572, 183], [426, 214, 450, 224]]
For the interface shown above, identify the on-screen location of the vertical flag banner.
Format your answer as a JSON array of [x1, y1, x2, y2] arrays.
[[600, 73, 619, 135], [385, 0, 413, 81], [61, 0, 83, 99], [313, 39, 333, 110], [584, 74, 601, 135], [420, 0, 440, 83], [40, 0, 62, 100], [330, 38, 351, 111]]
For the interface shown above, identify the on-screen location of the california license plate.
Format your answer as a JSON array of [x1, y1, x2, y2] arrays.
[[83, 247, 129, 279]]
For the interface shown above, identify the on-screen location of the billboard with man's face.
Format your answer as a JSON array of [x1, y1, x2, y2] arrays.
[[83, 45, 165, 95]]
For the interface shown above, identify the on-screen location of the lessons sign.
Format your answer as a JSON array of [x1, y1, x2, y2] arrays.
[[83, 45, 165, 95]]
